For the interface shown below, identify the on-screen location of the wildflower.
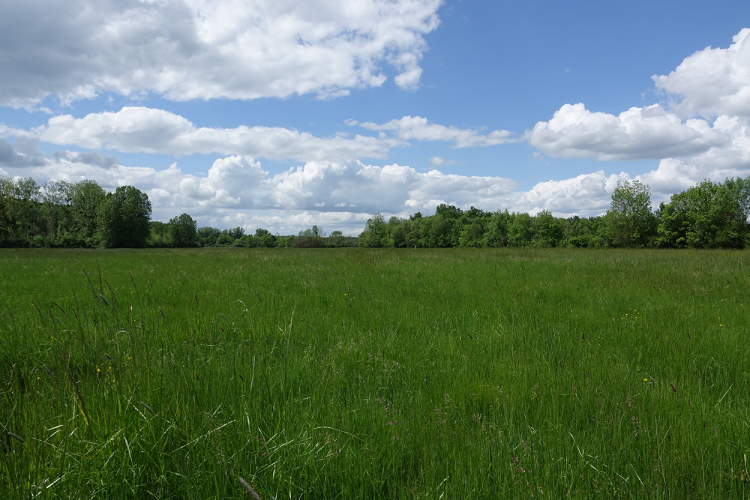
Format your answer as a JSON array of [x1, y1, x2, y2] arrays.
[[97, 368, 101, 372], [643, 378, 648, 382]]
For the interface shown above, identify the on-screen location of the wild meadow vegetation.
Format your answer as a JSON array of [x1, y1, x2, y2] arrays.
[[1, 247, 749, 498]]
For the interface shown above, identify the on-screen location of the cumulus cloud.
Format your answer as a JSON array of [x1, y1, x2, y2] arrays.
[[637, 115, 750, 198], [13, 107, 399, 161], [522, 28, 750, 198], [525, 103, 727, 161], [653, 28, 750, 118], [352, 115, 513, 147], [4, 107, 519, 162], [0, 0, 442, 108], [0, 139, 521, 227], [0, 138, 47, 167], [1, 137, 656, 233], [516, 171, 629, 217]]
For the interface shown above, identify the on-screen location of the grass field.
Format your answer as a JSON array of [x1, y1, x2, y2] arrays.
[[1, 248, 749, 499]]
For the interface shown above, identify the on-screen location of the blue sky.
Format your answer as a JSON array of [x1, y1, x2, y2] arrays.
[[1, 0, 750, 234]]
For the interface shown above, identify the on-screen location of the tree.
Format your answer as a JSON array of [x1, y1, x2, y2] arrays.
[[97, 186, 152, 248], [657, 179, 747, 248], [358, 214, 386, 247], [533, 210, 563, 247], [71, 180, 106, 241], [435, 204, 463, 219], [458, 223, 483, 247], [482, 210, 513, 247], [168, 213, 198, 247], [13, 177, 42, 239], [0, 175, 15, 240], [42, 180, 73, 242], [328, 230, 344, 247], [606, 180, 656, 247]]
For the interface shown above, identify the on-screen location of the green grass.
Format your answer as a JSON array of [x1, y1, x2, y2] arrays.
[[1, 247, 749, 499]]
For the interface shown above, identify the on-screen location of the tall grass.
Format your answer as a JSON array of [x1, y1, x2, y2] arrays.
[[1, 247, 749, 498]]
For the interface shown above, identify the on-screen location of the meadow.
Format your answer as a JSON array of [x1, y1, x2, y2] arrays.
[[1, 247, 749, 499]]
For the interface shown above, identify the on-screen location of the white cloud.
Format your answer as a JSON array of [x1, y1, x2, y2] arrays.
[[0, 137, 673, 232], [353, 115, 513, 147], [260, 161, 518, 214], [653, 28, 750, 118], [0, 0, 442, 108], [428, 156, 444, 166], [522, 28, 750, 197], [525, 103, 727, 161], [15, 107, 399, 161], [638, 115, 750, 198], [516, 171, 629, 217], [4, 107, 519, 162]]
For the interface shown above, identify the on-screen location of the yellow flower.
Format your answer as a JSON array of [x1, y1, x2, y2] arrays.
[[97, 368, 101, 372], [643, 378, 648, 382]]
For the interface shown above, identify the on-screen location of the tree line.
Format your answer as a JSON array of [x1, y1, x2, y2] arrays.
[[2, 174, 748, 249], [0, 177, 154, 248], [0, 176, 357, 248], [357, 177, 750, 249]]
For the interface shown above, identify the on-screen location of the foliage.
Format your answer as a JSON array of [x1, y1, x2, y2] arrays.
[[3, 174, 750, 250], [357, 178, 750, 249], [657, 178, 750, 248], [71, 179, 105, 241], [97, 185, 152, 248], [168, 213, 199, 247], [606, 179, 657, 247]]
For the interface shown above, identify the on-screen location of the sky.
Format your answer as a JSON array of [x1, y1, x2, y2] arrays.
[[1, 0, 750, 235]]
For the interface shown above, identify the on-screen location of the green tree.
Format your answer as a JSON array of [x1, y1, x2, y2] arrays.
[[533, 210, 563, 247], [13, 177, 42, 240], [482, 210, 513, 247], [71, 180, 106, 242], [508, 213, 533, 247], [97, 186, 152, 248], [168, 213, 198, 247], [606, 180, 656, 247], [42, 180, 73, 242], [0, 175, 16, 240], [358, 214, 387, 248], [657, 179, 747, 248]]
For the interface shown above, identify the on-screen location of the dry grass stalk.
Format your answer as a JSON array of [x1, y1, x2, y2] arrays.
[[238, 476, 262, 500]]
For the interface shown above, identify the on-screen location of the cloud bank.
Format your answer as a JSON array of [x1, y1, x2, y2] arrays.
[[0, 139, 627, 233], [0, 0, 442, 108]]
